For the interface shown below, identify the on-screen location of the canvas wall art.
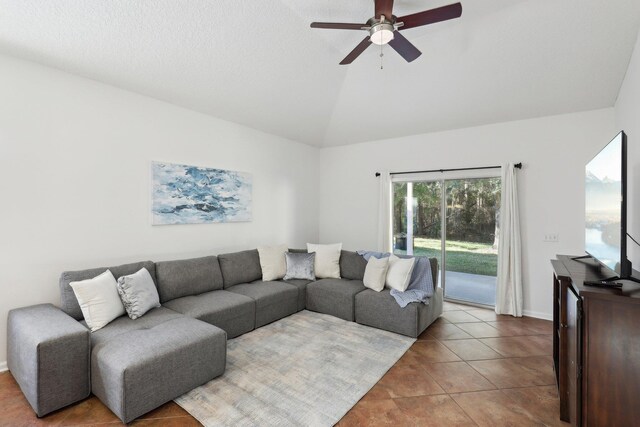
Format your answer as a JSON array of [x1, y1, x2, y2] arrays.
[[151, 161, 252, 225]]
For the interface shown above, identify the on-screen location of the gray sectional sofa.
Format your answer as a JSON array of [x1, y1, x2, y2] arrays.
[[7, 248, 443, 423]]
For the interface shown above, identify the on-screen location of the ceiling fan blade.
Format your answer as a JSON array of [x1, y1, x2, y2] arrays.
[[375, 0, 394, 19], [340, 37, 372, 65], [388, 31, 422, 62], [310, 22, 366, 30], [397, 2, 462, 31]]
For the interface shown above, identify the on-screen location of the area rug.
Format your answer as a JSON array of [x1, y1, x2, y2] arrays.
[[175, 310, 415, 427]]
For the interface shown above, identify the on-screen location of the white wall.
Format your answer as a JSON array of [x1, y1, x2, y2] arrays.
[[615, 30, 640, 266], [318, 109, 616, 319], [0, 55, 319, 368], [3, 31, 640, 370]]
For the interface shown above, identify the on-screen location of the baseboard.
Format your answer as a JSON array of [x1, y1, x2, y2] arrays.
[[523, 310, 552, 321], [0, 361, 7, 373]]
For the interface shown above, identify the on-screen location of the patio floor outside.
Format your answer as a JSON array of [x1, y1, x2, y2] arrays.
[[441, 271, 497, 306]]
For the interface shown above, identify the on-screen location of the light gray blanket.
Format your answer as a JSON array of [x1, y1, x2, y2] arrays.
[[357, 251, 434, 308]]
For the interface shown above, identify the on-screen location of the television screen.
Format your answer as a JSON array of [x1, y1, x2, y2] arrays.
[[585, 132, 626, 274]]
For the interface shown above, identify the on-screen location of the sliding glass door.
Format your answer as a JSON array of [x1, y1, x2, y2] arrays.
[[392, 176, 501, 306], [392, 181, 443, 284], [443, 178, 500, 306]]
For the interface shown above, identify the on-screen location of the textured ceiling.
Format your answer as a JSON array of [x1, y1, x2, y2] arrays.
[[1, 1, 639, 147]]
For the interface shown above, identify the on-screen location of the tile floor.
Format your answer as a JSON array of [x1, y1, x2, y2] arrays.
[[337, 302, 567, 427], [0, 302, 567, 426]]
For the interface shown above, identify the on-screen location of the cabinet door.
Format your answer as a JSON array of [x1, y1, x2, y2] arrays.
[[583, 297, 640, 426], [565, 285, 581, 426]]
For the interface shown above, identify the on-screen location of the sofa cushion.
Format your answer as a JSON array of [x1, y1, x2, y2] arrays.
[[218, 249, 262, 288], [163, 290, 255, 339], [340, 251, 368, 281], [282, 279, 312, 311], [226, 281, 298, 328], [355, 288, 443, 338], [306, 278, 366, 321], [91, 316, 226, 423], [155, 256, 223, 303], [60, 261, 157, 320], [90, 306, 183, 347]]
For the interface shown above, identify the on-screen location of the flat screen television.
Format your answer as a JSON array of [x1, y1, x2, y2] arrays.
[[584, 131, 632, 278]]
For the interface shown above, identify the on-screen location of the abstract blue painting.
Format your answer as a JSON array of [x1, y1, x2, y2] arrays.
[[151, 161, 252, 225]]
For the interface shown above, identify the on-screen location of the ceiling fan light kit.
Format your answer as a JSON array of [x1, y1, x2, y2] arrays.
[[369, 20, 395, 45], [310, 1, 462, 65]]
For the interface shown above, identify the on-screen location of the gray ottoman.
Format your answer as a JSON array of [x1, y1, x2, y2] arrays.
[[91, 316, 226, 423], [7, 304, 91, 417]]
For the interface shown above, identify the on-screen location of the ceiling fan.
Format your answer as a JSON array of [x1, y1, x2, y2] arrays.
[[310, 1, 462, 65]]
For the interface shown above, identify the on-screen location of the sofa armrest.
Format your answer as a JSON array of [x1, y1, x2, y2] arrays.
[[429, 258, 439, 286], [7, 303, 91, 417]]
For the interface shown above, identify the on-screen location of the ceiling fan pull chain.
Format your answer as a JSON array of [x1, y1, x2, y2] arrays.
[[380, 42, 384, 70]]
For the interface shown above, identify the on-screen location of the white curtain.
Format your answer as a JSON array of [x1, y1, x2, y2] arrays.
[[377, 171, 392, 252], [495, 163, 523, 316]]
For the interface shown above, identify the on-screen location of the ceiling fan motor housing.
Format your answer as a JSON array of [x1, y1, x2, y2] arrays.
[[369, 21, 395, 45]]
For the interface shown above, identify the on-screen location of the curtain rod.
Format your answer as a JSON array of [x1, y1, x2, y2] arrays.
[[374, 163, 522, 177]]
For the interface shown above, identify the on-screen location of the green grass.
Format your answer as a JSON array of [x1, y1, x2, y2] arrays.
[[396, 237, 498, 276]]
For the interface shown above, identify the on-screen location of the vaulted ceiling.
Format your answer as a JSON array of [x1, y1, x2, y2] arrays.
[[1, 1, 639, 146]]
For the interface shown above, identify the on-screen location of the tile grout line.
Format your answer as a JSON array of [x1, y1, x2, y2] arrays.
[[433, 325, 502, 391], [433, 314, 557, 426], [446, 390, 482, 426], [496, 387, 554, 425]]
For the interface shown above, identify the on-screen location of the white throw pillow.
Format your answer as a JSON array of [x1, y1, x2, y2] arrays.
[[363, 256, 389, 292], [70, 270, 125, 332], [307, 243, 342, 279], [116, 268, 161, 320], [257, 244, 289, 281], [385, 255, 416, 292]]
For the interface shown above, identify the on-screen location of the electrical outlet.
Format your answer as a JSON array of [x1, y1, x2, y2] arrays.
[[544, 233, 559, 243]]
